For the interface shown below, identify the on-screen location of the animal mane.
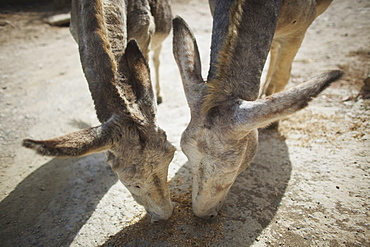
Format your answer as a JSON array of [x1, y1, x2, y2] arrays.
[[202, 0, 244, 115], [202, 0, 280, 116]]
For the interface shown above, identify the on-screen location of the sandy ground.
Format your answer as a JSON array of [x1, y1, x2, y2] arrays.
[[0, 0, 369, 246]]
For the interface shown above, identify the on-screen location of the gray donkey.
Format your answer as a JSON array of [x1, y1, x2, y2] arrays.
[[172, 0, 342, 219], [23, 0, 175, 222]]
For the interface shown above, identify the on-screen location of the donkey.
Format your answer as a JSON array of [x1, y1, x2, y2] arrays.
[[260, 0, 334, 97], [23, 0, 176, 222], [73, 0, 171, 104], [209, 0, 333, 98], [172, 0, 342, 219]]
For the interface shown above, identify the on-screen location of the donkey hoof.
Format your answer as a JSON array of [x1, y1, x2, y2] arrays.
[[157, 96, 163, 104]]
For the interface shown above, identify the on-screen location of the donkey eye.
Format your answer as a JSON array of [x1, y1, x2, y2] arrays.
[[135, 185, 141, 189]]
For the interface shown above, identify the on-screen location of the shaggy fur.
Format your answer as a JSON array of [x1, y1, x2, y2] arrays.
[[173, 0, 340, 219], [23, 0, 175, 222], [204, 0, 281, 114]]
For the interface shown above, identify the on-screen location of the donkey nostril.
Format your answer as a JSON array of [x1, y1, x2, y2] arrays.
[[150, 216, 160, 223], [209, 214, 216, 219]]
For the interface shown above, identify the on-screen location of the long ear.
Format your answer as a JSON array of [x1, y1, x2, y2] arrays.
[[235, 70, 344, 131], [22, 121, 114, 157], [172, 16, 204, 109], [76, 0, 128, 123], [124, 39, 157, 121]]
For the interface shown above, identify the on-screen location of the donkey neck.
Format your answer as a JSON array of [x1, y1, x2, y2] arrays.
[[207, 0, 282, 102]]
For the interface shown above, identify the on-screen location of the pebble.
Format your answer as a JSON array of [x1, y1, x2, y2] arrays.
[[0, 20, 10, 26]]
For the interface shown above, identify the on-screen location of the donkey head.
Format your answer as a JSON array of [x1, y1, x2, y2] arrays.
[[173, 2, 342, 219], [23, 0, 175, 222]]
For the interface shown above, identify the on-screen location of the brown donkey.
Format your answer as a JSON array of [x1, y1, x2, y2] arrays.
[[173, 0, 342, 219], [23, 0, 175, 222], [210, 0, 334, 98]]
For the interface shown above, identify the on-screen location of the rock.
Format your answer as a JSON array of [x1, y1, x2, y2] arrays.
[[358, 74, 370, 99], [45, 13, 71, 26], [0, 19, 10, 26]]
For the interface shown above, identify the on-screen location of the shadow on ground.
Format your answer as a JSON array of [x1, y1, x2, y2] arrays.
[[0, 129, 291, 247], [0, 153, 117, 247], [101, 129, 292, 246]]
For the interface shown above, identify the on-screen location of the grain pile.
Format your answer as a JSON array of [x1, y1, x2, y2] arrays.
[[100, 188, 226, 246]]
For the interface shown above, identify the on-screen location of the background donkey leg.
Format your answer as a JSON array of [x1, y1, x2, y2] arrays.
[[153, 43, 163, 104], [260, 41, 279, 97], [263, 33, 305, 96]]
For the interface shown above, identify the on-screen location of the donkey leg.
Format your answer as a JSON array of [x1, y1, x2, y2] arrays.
[[262, 33, 306, 129], [153, 43, 163, 104], [260, 40, 279, 98], [263, 33, 305, 96]]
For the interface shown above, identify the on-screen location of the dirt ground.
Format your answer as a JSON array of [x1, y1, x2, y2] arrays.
[[0, 0, 369, 246]]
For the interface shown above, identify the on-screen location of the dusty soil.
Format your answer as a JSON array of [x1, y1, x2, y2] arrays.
[[0, 0, 369, 246]]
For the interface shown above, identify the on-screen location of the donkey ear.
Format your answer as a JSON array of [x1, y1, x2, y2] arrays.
[[122, 39, 158, 122], [172, 16, 204, 108], [22, 122, 114, 157], [235, 70, 344, 132], [125, 40, 155, 105]]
